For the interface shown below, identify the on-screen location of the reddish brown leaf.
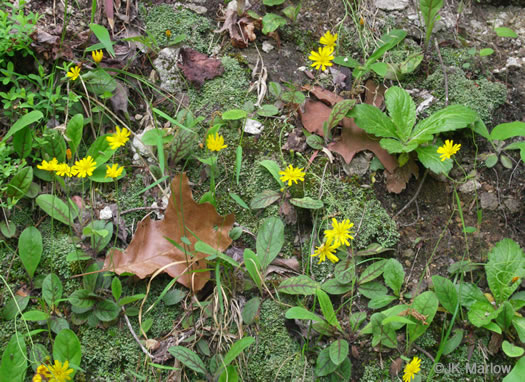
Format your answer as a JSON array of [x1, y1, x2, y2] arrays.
[[390, 357, 403, 377], [105, 0, 115, 31], [178, 48, 224, 88], [385, 158, 419, 194], [215, 7, 259, 49], [302, 85, 343, 106], [298, 100, 331, 136], [103, 174, 234, 292]]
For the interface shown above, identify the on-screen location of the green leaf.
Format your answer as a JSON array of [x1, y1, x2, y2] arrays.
[[82, 68, 117, 95], [256, 217, 284, 270], [66, 114, 84, 154], [281, 90, 305, 104], [384, 86, 416, 141], [416, 144, 453, 175], [468, 300, 499, 327], [381, 315, 416, 326], [370, 312, 397, 348], [0, 221, 16, 238], [235, 146, 242, 185], [279, 275, 319, 295], [162, 289, 186, 306], [369, 62, 388, 77], [349, 311, 367, 332], [411, 105, 478, 144], [0, 334, 27, 382], [13, 127, 32, 159], [2, 110, 43, 142], [195, 241, 240, 268], [221, 337, 254, 371], [367, 29, 407, 66], [334, 259, 355, 284], [349, 104, 398, 139], [432, 275, 458, 314], [315, 347, 338, 377], [53, 329, 82, 376], [22, 310, 50, 321], [259, 159, 284, 186], [420, 0, 444, 44], [512, 317, 525, 343], [242, 297, 261, 325], [41, 130, 66, 163], [289, 197, 324, 209], [442, 329, 464, 355], [42, 273, 63, 308], [262, 13, 287, 34], [6, 166, 33, 200], [306, 134, 324, 150], [263, 0, 285, 5], [458, 283, 486, 308], [257, 104, 279, 117], [329, 339, 349, 366], [496, 301, 515, 331], [36, 194, 77, 226], [168, 346, 207, 375], [1, 295, 29, 320], [112, 277, 122, 301], [249, 190, 281, 209], [504, 141, 525, 162], [218, 365, 238, 382], [479, 48, 494, 57], [490, 121, 525, 141], [86, 134, 116, 170], [486, 238, 525, 304], [503, 356, 525, 382], [18, 226, 42, 278], [383, 258, 404, 296], [317, 289, 341, 330], [328, 100, 356, 130], [69, 289, 96, 309], [321, 279, 353, 295], [90, 23, 116, 56], [407, 291, 439, 344], [333, 56, 361, 68], [268, 81, 281, 98], [229, 192, 249, 209], [495, 27, 517, 38], [118, 294, 146, 306], [84, 220, 113, 254], [94, 299, 120, 321], [222, 109, 247, 120], [243, 249, 262, 290], [358, 259, 387, 284], [282, 3, 301, 21], [368, 295, 397, 309], [502, 341, 524, 357], [358, 281, 388, 299], [285, 307, 323, 322], [485, 153, 498, 168]]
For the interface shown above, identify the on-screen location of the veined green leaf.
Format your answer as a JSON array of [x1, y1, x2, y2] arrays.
[[385, 86, 416, 141]]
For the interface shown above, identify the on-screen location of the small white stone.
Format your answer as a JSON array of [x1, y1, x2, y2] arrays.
[[262, 41, 274, 53], [375, 0, 409, 11], [244, 119, 264, 135], [99, 206, 113, 220], [459, 180, 481, 194]]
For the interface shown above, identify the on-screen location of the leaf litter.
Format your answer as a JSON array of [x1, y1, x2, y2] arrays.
[[103, 174, 234, 292]]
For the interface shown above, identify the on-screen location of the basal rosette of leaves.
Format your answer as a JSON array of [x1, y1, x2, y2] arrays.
[[348, 86, 479, 174]]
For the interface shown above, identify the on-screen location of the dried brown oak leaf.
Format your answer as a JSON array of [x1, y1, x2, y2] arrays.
[[299, 85, 397, 172], [385, 157, 419, 193], [215, 6, 259, 49], [178, 48, 224, 88], [103, 174, 234, 292]]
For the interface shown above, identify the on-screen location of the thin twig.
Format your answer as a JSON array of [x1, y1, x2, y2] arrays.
[[434, 38, 449, 106], [394, 168, 429, 219], [414, 344, 435, 362], [122, 308, 154, 359]]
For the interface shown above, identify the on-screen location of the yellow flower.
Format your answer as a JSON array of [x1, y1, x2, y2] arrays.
[[206, 133, 227, 152], [324, 218, 354, 247], [309, 46, 334, 71], [72, 156, 97, 178], [92, 50, 103, 64], [320, 31, 337, 48], [105, 163, 124, 178], [32, 374, 42, 382], [37, 158, 59, 171], [66, 65, 81, 81], [166, 29, 172, 38], [36, 364, 51, 378], [279, 164, 305, 186], [55, 163, 75, 177], [437, 139, 461, 161], [403, 357, 421, 382], [106, 126, 131, 150], [47, 359, 74, 382], [311, 241, 339, 264]]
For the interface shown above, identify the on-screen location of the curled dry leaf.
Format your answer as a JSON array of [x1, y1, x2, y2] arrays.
[[215, 4, 259, 48], [103, 174, 234, 292], [390, 357, 403, 377], [178, 48, 224, 88], [385, 157, 419, 194], [30, 28, 74, 61]]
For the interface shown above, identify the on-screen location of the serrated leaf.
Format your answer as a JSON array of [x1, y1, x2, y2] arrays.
[[279, 275, 319, 295], [289, 197, 323, 209], [168, 346, 207, 375], [385, 86, 416, 141]]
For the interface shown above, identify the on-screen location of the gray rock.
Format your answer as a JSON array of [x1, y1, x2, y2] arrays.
[[480, 192, 499, 210], [504, 198, 521, 213], [262, 41, 274, 53], [459, 179, 482, 194], [375, 0, 409, 11], [153, 48, 181, 93]]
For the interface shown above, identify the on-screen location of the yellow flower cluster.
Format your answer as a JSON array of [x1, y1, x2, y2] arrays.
[[33, 360, 74, 382], [311, 218, 355, 264], [309, 31, 337, 71], [37, 156, 97, 178]]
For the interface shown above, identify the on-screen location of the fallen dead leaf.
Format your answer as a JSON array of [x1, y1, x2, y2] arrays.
[[385, 157, 419, 194], [279, 198, 297, 225], [178, 48, 224, 88], [298, 100, 332, 136], [103, 174, 234, 292], [215, 3, 260, 49], [282, 128, 307, 152], [271, 257, 300, 272], [30, 28, 74, 61]]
